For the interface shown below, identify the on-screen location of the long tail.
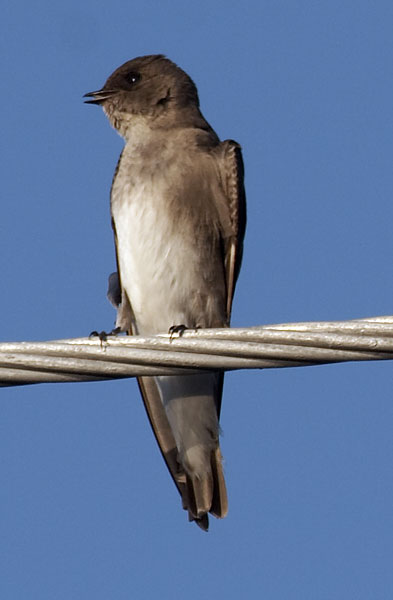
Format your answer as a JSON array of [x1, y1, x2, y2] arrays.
[[138, 373, 228, 530]]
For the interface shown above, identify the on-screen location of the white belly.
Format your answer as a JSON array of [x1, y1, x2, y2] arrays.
[[112, 183, 206, 335]]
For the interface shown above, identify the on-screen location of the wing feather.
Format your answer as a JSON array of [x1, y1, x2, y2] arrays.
[[213, 140, 247, 319]]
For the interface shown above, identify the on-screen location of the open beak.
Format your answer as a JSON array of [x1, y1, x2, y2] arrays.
[[83, 89, 118, 105]]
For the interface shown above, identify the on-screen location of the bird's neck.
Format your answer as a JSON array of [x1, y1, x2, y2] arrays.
[[105, 103, 213, 141]]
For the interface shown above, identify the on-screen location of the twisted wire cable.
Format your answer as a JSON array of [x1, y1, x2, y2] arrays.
[[1, 315, 393, 387]]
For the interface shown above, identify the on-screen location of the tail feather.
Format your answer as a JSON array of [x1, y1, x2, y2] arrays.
[[185, 471, 213, 519], [137, 372, 228, 529], [192, 512, 209, 532], [210, 447, 228, 518], [182, 448, 228, 530]]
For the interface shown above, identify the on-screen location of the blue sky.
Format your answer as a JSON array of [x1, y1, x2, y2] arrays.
[[1, 1, 393, 598]]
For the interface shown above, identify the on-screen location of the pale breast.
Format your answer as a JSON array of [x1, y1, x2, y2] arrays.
[[111, 144, 227, 335]]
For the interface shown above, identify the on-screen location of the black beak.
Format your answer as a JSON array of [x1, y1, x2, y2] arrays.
[[83, 89, 117, 105]]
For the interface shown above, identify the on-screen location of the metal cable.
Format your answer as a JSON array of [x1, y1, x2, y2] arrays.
[[1, 315, 393, 387]]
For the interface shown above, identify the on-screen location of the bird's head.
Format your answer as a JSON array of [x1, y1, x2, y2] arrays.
[[84, 55, 200, 136]]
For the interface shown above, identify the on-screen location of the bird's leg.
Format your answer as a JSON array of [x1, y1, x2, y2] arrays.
[[168, 324, 202, 341], [89, 326, 122, 342], [168, 324, 188, 341]]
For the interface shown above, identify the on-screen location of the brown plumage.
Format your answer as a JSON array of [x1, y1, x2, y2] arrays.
[[85, 55, 246, 529]]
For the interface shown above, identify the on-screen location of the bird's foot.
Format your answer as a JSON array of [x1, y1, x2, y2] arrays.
[[168, 324, 188, 341], [89, 326, 122, 342]]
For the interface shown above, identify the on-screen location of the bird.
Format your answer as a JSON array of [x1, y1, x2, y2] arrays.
[[84, 54, 246, 530]]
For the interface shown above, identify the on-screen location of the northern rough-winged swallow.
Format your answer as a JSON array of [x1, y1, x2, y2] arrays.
[[85, 55, 246, 530]]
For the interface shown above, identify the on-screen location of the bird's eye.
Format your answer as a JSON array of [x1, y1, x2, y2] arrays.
[[124, 71, 141, 85]]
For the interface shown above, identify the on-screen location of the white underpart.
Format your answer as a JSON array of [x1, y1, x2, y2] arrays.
[[112, 182, 202, 335]]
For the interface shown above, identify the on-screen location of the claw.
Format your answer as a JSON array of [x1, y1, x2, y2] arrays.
[[89, 330, 108, 342], [108, 327, 122, 336], [89, 327, 122, 342], [168, 324, 188, 342]]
